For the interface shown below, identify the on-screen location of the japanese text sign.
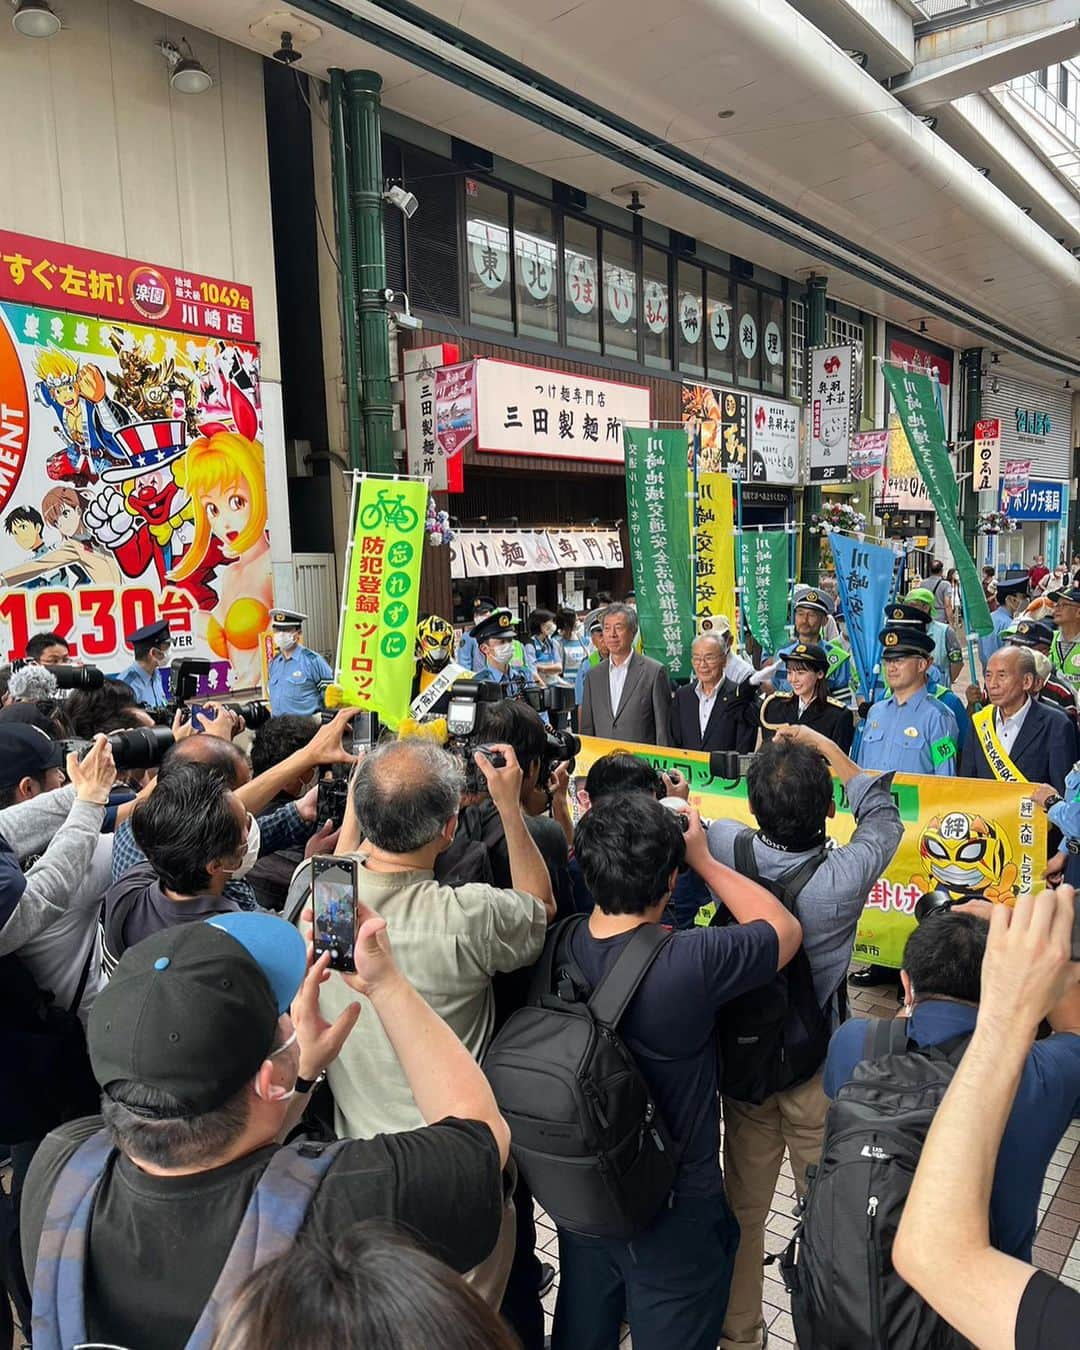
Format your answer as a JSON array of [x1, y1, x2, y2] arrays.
[[0, 230, 254, 344], [624, 428, 694, 680], [1001, 460, 1033, 506], [449, 528, 622, 579], [749, 396, 801, 485], [434, 361, 474, 493], [738, 531, 789, 654], [403, 343, 459, 491], [974, 417, 1001, 495], [477, 359, 650, 463], [1003, 478, 1063, 521], [572, 736, 1046, 969], [849, 430, 889, 481], [808, 345, 856, 482], [682, 383, 749, 481], [693, 471, 736, 629], [338, 476, 428, 726], [882, 364, 993, 637], [830, 533, 898, 701]]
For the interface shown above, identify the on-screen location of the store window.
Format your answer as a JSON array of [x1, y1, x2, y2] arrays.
[[513, 197, 558, 340], [465, 180, 512, 333], [564, 217, 601, 353], [705, 271, 733, 384], [642, 247, 671, 369], [676, 262, 704, 376], [735, 284, 761, 389], [602, 230, 637, 360], [761, 291, 785, 394], [789, 298, 806, 400]]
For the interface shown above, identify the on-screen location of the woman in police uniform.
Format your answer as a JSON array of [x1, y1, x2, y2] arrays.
[[759, 641, 854, 752]]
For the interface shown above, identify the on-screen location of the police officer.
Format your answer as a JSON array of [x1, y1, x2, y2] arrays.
[[118, 620, 171, 708], [1004, 618, 1078, 722], [883, 600, 970, 750], [979, 573, 1030, 667], [759, 641, 854, 752], [1050, 585, 1080, 693], [768, 587, 852, 701], [856, 625, 959, 777], [470, 607, 531, 695], [457, 595, 497, 673], [267, 609, 332, 716]]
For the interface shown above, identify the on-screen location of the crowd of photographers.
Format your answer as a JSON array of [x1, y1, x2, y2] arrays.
[[0, 610, 1078, 1350]]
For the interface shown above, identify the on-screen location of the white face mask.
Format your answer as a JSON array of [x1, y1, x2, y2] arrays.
[[489, 639, 514, 664], [229, 814, 261, 879], [274, 631, 298, 652]]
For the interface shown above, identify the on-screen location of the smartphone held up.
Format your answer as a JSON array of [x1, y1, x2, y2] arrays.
[[312, 855, 359, 973]]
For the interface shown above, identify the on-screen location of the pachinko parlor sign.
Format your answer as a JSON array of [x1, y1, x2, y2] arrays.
[[0, 230, 270, 689]]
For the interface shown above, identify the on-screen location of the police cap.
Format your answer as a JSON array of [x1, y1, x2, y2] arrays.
[[878, 625, 935, 658]]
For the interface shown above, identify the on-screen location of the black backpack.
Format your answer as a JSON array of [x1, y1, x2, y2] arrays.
[[712, 829, 830, 1104], [483, 915, 679, 1239], [0, 947, 100, 1144], [780, 1019, 974, 1350]]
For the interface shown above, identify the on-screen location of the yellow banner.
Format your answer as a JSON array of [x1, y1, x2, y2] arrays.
[[573, 735, 1048, 969], [338, 476, 428, 727], [693, 471, 736, 636]]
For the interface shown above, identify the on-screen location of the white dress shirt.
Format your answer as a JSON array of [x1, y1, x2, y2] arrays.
[[609, 654, 632, 716], [995, 697, 1031, 753], [696, 682, 720, 738]]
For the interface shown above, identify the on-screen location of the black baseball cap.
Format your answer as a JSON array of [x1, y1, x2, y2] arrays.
[[88, 914, 307, 1117], [1005, 619, 1054, 648], [0, 724, 63, 789]]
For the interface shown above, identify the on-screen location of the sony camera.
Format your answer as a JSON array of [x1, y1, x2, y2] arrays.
[[60, 725, 175, 773]]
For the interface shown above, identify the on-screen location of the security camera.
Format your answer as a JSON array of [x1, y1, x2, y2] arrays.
[[392, 310, 424, 332], [383, 183, 419, 219]]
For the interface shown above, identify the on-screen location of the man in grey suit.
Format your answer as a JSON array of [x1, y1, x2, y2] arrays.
[[580, 603, 673, 746]]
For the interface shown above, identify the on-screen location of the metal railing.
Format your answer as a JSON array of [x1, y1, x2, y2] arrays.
[[1005, 75, 1080, 186]]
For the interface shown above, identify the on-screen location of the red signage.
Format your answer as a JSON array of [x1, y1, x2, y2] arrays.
[[0, 230, 255, 343]]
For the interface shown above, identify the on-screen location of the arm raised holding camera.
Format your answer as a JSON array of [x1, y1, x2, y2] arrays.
[[475, 744, 556, 921]]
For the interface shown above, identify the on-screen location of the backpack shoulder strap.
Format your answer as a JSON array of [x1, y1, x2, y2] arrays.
[[187, 1140, 347, 1350], [863, 1016, 910, 1061], [777, 847, 828, 908], [30, 1128, 115, 1350], [536, 914, 587, 997], [588, 923, 672, 1028], [732, 827, 758, 883]]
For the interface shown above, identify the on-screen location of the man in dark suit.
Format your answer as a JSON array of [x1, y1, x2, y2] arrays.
[[670, 633, 758, 752], [960, 645, 1076, 791], [580, 603, 673, 746]]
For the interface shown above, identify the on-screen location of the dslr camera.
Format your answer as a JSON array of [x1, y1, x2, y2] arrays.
[[445, 680, 582, 795], [60, 726, 175, 773]]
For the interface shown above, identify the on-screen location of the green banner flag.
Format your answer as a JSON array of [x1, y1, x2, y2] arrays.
[[338, 476, 429, 726], [624, 427, 695, 680], [882, 365, 993, 637], [739, 530, 790, 654]]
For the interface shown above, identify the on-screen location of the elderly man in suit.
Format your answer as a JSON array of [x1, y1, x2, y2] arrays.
[[671, 632, 758, 753], [580, 603, 673, 746]]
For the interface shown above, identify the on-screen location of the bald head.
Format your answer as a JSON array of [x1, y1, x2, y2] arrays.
[[163, 734, 251, 788], [353, 738, 463, 855]]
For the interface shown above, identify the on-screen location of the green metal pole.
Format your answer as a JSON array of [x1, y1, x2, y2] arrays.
[[803, 274, 828, 581], [345, 70, 394, 475], [328, 70, 363, 473]]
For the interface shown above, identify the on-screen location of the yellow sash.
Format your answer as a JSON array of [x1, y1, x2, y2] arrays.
[[971, 705, 1027, 783]]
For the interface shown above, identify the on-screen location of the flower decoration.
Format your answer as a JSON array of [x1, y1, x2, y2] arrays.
[[976, 510, 1019, 535], [425, 497, 455, 547], [807, 500, 867, 538]]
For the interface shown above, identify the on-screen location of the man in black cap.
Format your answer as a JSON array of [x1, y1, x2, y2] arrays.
[[979, 574, 1030, 669], [21, 910, 511, 1350], [1002, 619, 1078, 722], [856, 626, 959, 777], [471, 607, 533, 695], [458, 594, 497, 673], [117, 619, 171, 708], [1050, 585, 1080, 694], [267, 609, 333, 717]]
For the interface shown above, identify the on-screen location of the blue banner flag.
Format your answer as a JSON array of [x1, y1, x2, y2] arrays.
[[830, 533, 898, 701]]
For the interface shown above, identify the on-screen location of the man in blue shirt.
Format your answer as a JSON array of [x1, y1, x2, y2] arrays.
[[457, 594, 497, 673], [470, 608, 532, 695], [825, 906, 1080, 1260], [267, 609, 332, 716], [856, 625, 959, 776], [116, 620, 171, 709], [768, 587, 852, 702], [979, 574, 1030, 668]]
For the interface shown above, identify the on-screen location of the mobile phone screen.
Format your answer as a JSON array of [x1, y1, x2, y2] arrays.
[[311, 857, 357, 973]]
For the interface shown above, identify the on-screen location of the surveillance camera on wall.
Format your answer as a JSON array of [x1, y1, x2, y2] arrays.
[[383, 184, 419, 219], [392, 309, 424, 331]]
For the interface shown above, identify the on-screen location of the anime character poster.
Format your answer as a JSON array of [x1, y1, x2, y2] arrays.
[[0, 298, 270, 689]]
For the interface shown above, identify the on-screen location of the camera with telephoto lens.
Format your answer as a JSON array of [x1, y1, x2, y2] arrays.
[[49, 664, 105, 692], [146, 658, 217, 725], [60, 726, 175, 773]]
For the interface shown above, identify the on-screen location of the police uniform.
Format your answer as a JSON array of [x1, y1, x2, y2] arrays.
[[857, 627, 959, 776], [457, 596, 496, 673], [769, 588, 851, 701], [1049, 587, 1080, 693], [759, 643, 854, 752], [980, 575, 1030, 667], [117, 620, 170, 708], [267, 609, 333, 716], [1005, 619, 1079, 721], [469, 607, 531, 696]]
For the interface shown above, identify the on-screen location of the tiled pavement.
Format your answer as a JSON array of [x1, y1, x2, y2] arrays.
[[535, 977, 1080, 1349]]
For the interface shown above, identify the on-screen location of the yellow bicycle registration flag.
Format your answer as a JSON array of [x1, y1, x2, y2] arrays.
[[338, 476, 428, 727]]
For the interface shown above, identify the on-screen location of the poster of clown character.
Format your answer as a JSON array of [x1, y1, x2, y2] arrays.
[[0, 231, 270, 692]]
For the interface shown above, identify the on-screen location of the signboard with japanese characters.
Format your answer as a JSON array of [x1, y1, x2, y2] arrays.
[[749, 396, 800, 485], [0, 229, 255, 343], [474, 359, 650, 463], [450, 528, 623, 580], [403, 343, 459, 490], [1003, 478, 1064, 522], [808, 344, 855, 482], [974, 416, 1001, 495], [682, 384, 749, 481]]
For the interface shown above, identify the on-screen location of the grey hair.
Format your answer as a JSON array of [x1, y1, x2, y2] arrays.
[[9, 664, 58, 702], [692, 632, 728, 656], [1031, 650, 1052, 684], [1000, 645, 1037, 681], [602, 603, 639, 637], [353, 738, 464, 853]]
